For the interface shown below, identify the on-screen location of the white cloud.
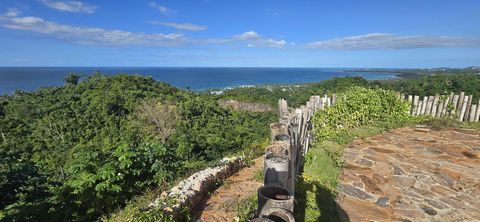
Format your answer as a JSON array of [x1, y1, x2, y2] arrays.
[[308, 33, 479, 50], [4, 8, 20, 17], [149, 21, 207, 31], [149, 2, 174, 15], [0, 10, 185, 46], [233, 31, 287, 48], [39, 0, 97, 14], [234, 31, 260, 40], [0, 10, 287, 49]]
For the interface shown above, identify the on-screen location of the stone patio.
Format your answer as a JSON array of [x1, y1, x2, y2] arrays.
[[338, 126, 480, 222]]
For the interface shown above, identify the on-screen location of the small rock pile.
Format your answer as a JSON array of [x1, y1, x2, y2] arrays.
[[149, 157, 245, 219]]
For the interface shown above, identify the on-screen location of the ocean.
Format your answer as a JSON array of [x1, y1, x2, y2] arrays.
[[0, 67, 396, 95]]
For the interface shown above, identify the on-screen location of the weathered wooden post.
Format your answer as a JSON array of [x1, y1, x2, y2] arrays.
[[420, 96, 428, 115], [412, 95, 419, 115], [469, 104, 477, 122], [441, 94, 452, 117], [431, 95, 439, 117], [464, 95, 473, 121], [278, 99, 288, 116], [459, 96, 469, 121], [451, 94, 460, 116], [475, 100, 480, 122], [416, 100, 423, 116], [457, 92, 465, 115]]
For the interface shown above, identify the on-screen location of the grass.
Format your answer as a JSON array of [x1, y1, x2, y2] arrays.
[[234, 195, 258, 222]]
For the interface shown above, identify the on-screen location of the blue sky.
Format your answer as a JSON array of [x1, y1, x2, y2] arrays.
[[0, 0, 479, 67]]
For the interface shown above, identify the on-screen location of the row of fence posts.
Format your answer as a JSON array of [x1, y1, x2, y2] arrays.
[[252, 94, 337, 222], [399, 92, 480, 122]]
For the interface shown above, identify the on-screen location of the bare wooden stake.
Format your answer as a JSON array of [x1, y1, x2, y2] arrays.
[[436, 101, 444, 118], [412, 95, 419, 115], [469, 104, 477, 122], [459, 96, 469, 121], [457, 92, 465, 113], [416, 100, 423, 116], [451, 94, 459, 117], [431, 95, 439, 117], [464, 95, 473, 121], [425, 96, 435, 115], [441, 93, 452, 116], [420, 96, 428, 115], [475, 100, 480, 122]]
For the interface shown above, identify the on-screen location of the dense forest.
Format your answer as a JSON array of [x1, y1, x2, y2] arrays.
[[0, 74, 275, 221]]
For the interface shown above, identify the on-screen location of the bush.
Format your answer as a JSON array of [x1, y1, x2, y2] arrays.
[[312, 87, 411, 141]]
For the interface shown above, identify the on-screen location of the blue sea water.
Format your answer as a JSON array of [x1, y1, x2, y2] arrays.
[[0, 67, 396, 95]]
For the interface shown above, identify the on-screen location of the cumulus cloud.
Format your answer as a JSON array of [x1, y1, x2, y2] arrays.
[[39, 0, 97, 14], [233, 31, 287, 48], [233, 31, 260, 40], [149, 2, 174, 15], [0, 10, 287, 49], [308, 33, 479, 50], [149, 21, 207, 31], [4, 8, 20, 17], [0, 9, 185, 46]]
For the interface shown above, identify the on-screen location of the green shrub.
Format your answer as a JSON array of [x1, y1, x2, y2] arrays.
[[312, 87, 411, 141]]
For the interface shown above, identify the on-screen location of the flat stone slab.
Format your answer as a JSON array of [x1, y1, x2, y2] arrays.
[[338, 127, 480, 222]]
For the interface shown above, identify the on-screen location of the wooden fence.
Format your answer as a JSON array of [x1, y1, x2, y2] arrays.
[[399, 92, 480, 122], [254, 94, 336, 221]]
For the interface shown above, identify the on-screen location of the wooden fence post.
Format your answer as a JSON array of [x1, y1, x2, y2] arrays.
[[459, 96, 469, 121], [412, 95, 419, 115], [451, 94, 460, 117], [457, 92, 465, 115], [420, 96, 428, 115], [464, 96, 473, 121], [431, 95, 439, 117], [416, 100, 423, 116], [475, 100, 480, 122], [470, 104, 477, 122]]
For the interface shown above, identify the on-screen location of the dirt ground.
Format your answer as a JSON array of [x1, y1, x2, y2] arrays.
[[192, 157, 264, 222]]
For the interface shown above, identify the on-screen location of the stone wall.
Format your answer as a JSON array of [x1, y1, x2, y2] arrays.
[[149, 156, 245, 220]]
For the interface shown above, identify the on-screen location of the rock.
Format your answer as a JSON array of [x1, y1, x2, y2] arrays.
[[426, 199, 448, 210], [392, 176, 416, 187], [393, 166, 405, 175], [375, 197, 390, 207], [356, 158, 373, 167], [339, 183, 373, 200], [420, 205, 437, 216]]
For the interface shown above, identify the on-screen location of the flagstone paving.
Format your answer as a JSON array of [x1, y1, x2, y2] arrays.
[[338, 126, 480, 222]]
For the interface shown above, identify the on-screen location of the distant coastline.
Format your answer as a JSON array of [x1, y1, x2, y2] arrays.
[[0, 67, 396, 95]]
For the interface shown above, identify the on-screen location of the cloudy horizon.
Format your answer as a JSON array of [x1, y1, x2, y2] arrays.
[[0, 0, 479, 67]]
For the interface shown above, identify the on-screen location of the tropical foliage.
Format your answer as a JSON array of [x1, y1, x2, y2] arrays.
[[0, 74, 275, 221]]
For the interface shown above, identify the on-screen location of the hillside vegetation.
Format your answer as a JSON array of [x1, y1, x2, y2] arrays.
[[220, 73, 480, 107], [0, 74, 275, 221]]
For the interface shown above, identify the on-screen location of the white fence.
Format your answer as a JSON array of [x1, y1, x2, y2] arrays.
[[399, 92, 480, 122]]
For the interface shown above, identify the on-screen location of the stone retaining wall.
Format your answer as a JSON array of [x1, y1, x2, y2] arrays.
[[149, 156, 245, 220]]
